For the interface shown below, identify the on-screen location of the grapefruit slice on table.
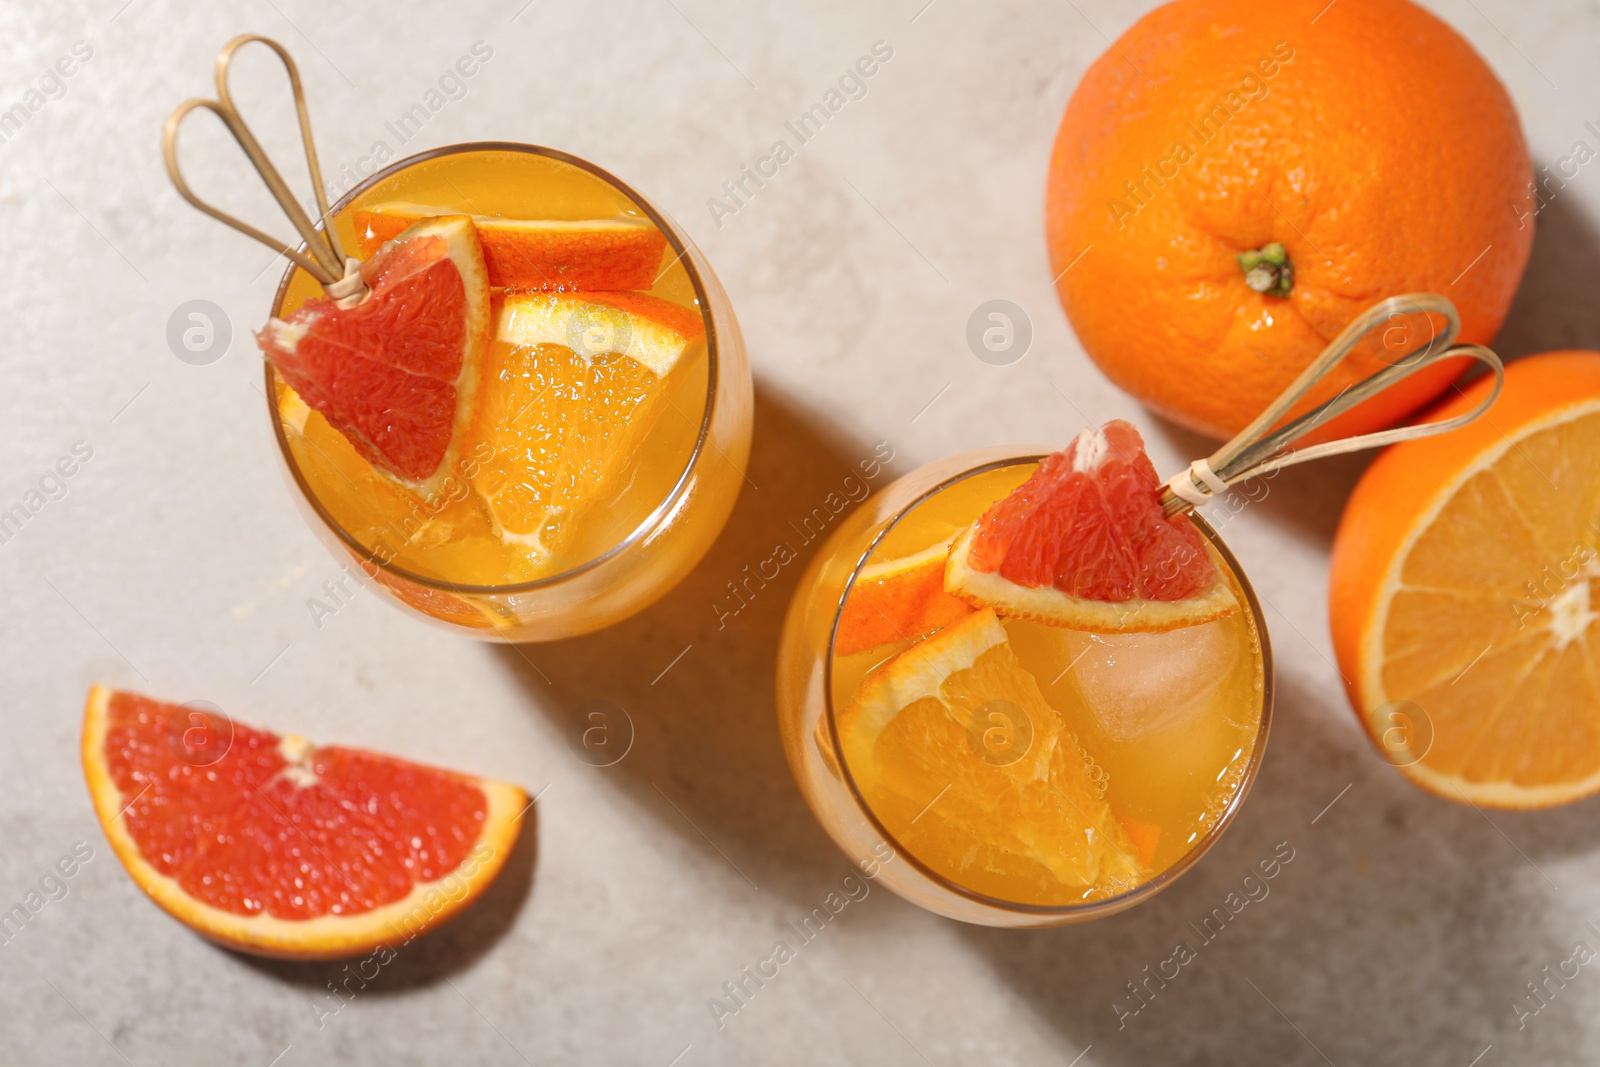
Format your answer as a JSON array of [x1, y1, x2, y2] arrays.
[[353, 203, 668, 291], [82, 686, 526, 960], [258, 214, 491, 500], [838, 608, 1143, 896], [467, 290, 706, 558], [1331, 350, 1600, 809], [836, 538, 975, 656], [946, 420, 1237, 633]]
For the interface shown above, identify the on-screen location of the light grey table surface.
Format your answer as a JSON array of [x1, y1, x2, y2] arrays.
[[5, 0, 1600, 1064]]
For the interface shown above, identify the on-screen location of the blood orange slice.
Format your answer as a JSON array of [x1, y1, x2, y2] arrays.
[[353, 203, 668, 292], [82, 686, 526, 960], [946, 420, 1237, 632], [258, 214, 490, 499]]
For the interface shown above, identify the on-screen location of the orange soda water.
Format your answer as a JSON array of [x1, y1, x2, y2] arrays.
[[829, 461, 1267, 906], [272, 149, 710, 587]]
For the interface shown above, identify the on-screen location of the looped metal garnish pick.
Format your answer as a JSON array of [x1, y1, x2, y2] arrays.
[[1159, 292, 1504, 515], [162, 34, 366, 306]]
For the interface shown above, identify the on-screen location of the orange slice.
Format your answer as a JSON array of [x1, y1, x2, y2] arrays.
[[82, 686, 526, 959], [946, 420, 1237, 632], [839, 609, 1143, 900], [466, 290, 705, 558], [352, 203, 668, 291], [259, 215, 490, 499], [1331, 350, 1600, 809], [835, 539, 975, 656]]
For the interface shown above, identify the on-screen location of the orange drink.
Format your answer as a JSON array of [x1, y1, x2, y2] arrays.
[[778, 440, 1271, 925], [265, 145, 751, 640]]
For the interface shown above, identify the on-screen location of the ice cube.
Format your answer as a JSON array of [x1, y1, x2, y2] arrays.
[[1063, 620, 1241, 741]]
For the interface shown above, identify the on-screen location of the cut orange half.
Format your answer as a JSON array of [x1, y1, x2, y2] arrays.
[[835, 539, 975, 656], [466, 290, 705, 557], [259, 214, 490, 499], [945, 421, 1237, 632], [352, 203, 668, 291], [838, 609, 1143, 898], [83, 686, 526, 959], [1331, 350, 1600, 809]]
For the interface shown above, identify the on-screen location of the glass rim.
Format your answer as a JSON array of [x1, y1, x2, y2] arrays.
[[820, 452, 1276, 920], [265, 140, 721, 597]]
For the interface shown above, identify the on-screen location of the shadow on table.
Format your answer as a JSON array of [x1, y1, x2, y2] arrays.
[[958, 664, 1600, 1065], [1144, 412, 1373, 550], [1003, 196, 1600, 1064], [1494, 190, 1600, 359], [238, 805, 539, 992], [493, 382, 896, 910]]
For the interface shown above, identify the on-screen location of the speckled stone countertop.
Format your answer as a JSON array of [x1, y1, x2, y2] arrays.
[[5, 0, 1600, 1063]]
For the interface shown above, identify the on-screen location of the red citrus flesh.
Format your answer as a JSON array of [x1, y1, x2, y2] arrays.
[[258, 216, 489, 489], [968, 420, 1214, 601], [103, 691, 489, 921]]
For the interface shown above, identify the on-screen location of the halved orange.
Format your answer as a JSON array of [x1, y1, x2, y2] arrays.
[[259, 215, 490, 499], [839, 608, 1142, 901], [466, 290, 705, 557], [835, 539, 974, 656], [1331, 351, 1600, 808], [945, 420, 1237, 632], [83, 686, 526, 959], [352, 203, 667, 291]]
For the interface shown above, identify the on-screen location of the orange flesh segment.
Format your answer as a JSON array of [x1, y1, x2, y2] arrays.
[[1381, 410, 1600, 795], [841, 610, 1143, 901], [353, 205, 668, 291], [98, 691, 492, 921], [1116, 817, 1162, 868], [465, 291, 704, 557]]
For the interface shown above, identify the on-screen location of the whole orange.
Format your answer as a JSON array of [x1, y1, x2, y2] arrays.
[[1046, 0, 1534, 440]]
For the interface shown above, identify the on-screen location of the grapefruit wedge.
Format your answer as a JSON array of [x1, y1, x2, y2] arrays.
[[258, 214, 491, 499], [82, 686, 526, 960], [353, 203, 668, 291], [946, 421, 1237, 632]]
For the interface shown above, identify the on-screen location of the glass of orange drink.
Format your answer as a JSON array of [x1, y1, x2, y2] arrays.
[[263, 144, 751, 640], [777, 427, 1271, 925]]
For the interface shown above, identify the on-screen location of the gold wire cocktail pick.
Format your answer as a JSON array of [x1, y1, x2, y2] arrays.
[[162, 34, 367, 307], [1159, 292, 1504, 515]]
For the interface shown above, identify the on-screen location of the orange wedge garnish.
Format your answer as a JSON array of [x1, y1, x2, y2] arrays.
[[835, 539, 975, 656], [82, 686, 526, 959], [466, 291, 705, 558], [1331, 350, 1600, 808], [353, 203, 667, 291], [839, 609, 1143, 899]]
